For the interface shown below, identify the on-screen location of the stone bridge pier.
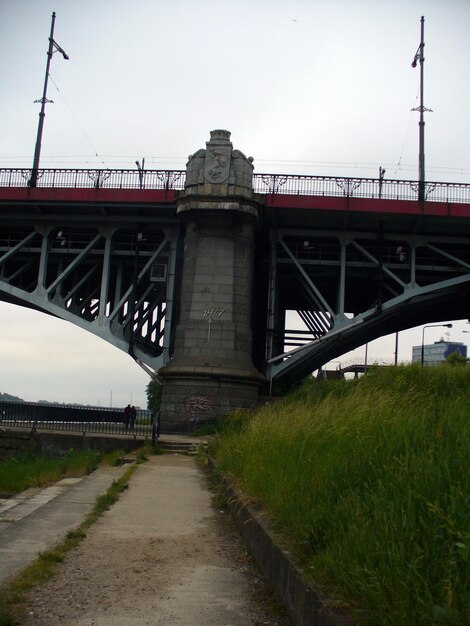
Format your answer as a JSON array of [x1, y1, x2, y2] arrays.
[[158, 130, 264, 432]]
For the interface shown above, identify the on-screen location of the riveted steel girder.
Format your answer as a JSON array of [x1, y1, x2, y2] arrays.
[[1, 169, 470, 388], [266, 227, 470, 383], [0, 213, 181, 373]]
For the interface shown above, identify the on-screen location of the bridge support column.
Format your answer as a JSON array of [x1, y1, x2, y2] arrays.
[[158, 130, 264, 432]]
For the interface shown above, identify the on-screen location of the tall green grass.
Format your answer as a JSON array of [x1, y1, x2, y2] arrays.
[[0, 449, 103, 496], [216, 365, 470, 626]]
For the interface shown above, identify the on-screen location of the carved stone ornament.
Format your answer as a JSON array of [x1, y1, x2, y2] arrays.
[[204, 146, 231, 183], [203, 129, 232, 184]]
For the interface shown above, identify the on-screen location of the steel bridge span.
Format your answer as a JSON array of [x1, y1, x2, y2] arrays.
[[1, 130, 469, 430]]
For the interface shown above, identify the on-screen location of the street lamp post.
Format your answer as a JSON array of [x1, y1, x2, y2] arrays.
[[421, 323, 453, 366], [30, 12, 69, 188], [411, 16, 432, 203]]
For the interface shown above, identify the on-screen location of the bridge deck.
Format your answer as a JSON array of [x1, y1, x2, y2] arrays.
[[1, 170, 470, 233], [0, 187, 178, 204], [1, 167, 469, 386], [1, 169, 470, 217], [2, 187, 470, 219], [264, 193, 470, 218]]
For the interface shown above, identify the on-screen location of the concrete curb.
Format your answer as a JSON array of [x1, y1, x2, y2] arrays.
[[211, 464, 355, 626]]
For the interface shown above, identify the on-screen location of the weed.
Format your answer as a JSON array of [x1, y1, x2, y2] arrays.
[[0, 449, 101, 496], [101, 449, 127, 467], [214, 365, 470, 626]]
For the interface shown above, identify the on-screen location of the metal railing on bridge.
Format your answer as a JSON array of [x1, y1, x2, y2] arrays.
[[0, 401, 154, 437], [0, 168, 186, 191], [338, 357, 397, 372], [253, 173, 470, 203], [1, 168, 469, 203]]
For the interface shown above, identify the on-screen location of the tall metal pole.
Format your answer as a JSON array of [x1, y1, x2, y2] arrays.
[[30, 12, 57, 188], [411, 16, 427, 202], [418, 16, 425, 203]]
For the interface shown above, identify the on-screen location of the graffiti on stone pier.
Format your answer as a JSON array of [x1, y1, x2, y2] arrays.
[[202, 307, 225, 341], [185, 395, 213, 414], [202, 307, 225, 320]]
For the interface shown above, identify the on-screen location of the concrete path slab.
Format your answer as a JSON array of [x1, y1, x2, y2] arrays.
[[0, 464, 129, 585], [19, 454, 290, 625], [0, 478, 82, 527]]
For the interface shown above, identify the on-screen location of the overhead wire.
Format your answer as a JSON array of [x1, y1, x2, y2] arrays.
[[48, 73, 109, 169], [0, 154, 468, 179], [393, 87, 420, 178], [1, 62, 467, 179], [1, 151, 468, 179]]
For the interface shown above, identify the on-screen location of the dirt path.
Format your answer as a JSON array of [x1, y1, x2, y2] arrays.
[[20, 454, 291, 625]]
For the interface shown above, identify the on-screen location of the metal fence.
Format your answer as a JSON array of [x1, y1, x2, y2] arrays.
[[0, 401, 154, 437], [1, 168, 469, 203], [252, 173, 470, 203], [0, 168, 186, 191]]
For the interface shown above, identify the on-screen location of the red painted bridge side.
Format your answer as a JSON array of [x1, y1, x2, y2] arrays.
[[0, 187, 178, 204], [264, 193, 470, 218], [1, 185, 470, 219]]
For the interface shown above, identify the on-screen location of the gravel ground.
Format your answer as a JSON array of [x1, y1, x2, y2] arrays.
[[20, 455, 292, 626]]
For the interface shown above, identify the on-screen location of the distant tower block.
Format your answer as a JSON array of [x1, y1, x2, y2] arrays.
[[158, 130, 264, 432]]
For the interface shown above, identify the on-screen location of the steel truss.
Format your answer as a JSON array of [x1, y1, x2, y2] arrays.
[[0, 223, 180, 374], [266, 228, 470, 383]]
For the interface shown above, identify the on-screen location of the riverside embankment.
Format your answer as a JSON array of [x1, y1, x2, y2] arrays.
[[1, 365, 468, 625], [214, 365, 470, 626]]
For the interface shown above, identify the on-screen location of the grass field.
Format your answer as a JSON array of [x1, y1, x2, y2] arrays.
[[215, 365, 469, 626], [0, 448, 122, 496]]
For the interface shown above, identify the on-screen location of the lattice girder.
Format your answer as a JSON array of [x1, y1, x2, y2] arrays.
[[266, 228, 470, 383], [0, 224, 180, 371]]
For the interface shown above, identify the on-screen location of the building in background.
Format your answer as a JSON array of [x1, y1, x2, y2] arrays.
[[412, 341, 468, 366]]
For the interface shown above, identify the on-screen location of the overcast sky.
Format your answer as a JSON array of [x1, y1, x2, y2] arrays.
[[1, 0, 469, 407]]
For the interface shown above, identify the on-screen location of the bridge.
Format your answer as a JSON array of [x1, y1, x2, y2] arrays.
[[1, 130, 469, 431]]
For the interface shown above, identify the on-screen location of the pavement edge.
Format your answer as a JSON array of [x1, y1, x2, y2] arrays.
[[209, 460, 355, 626]]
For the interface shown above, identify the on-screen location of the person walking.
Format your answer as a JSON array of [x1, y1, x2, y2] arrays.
[[129, 405, 137, 432], [123, 404, 132, 431]]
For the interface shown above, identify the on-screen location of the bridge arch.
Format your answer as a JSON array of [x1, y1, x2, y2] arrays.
[[1, 131, 470, 430], [0, 219, 180, 375], [0, 300, 150, 408], [265, 221, 470, 384]]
